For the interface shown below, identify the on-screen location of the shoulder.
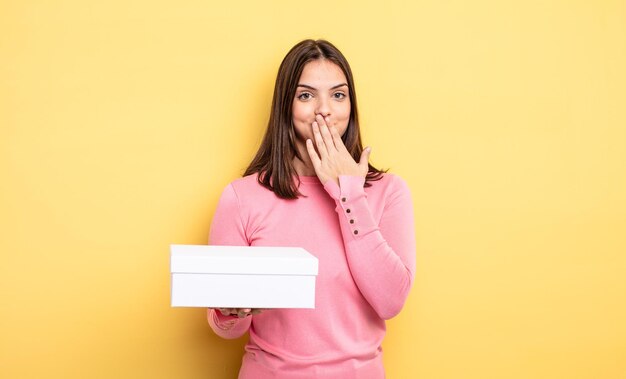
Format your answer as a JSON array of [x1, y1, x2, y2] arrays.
[[365, 172, 413, 209], [228, 172, 261, 191], [214, 173, 272, 220], [369, 172, 411, 194], [224, 172, 276, 203]]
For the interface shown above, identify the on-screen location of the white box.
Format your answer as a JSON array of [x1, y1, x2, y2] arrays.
[[170, 244, 318, 308]]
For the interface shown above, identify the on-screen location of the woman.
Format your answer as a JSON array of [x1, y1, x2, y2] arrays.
[[207, 39, 416, 379]]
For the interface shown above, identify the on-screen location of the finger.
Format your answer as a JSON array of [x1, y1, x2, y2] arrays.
[[306, 139, 322, 168], [317, 115, 337, 152], [315, 113, 326, 127], [218, 308, 230, 316], [221, 308, 236, 316], [312, 121, 329, 159], [329, 126, 348, 153], [237, 309, 249, 318], [359, 146, 371, 169]]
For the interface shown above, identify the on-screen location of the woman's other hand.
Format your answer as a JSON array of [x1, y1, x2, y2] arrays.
[[305, 114, 371, 186], [212, 308, 266, 318]]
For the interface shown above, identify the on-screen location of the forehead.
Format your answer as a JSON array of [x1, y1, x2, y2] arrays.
[[298, 59, 347, 87]]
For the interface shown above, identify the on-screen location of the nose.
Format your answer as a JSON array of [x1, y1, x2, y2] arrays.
[[315, 96, 331, 118]]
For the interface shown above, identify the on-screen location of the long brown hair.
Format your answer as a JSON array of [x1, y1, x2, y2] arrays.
[[244, 39, 386, 199]]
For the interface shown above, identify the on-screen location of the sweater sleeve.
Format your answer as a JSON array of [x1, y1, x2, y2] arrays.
[[205, 183, 253, 339], [323, 175, 416, 320]]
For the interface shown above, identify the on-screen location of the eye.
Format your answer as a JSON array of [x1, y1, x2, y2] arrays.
[[333, 92, 347, 99], [297, 92, 312, 100]]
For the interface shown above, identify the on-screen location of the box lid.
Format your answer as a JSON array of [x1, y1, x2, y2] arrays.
[[170, 244, 319, 275]]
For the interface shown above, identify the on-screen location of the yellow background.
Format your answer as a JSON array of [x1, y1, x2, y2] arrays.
[[1, 1, 625, 378]]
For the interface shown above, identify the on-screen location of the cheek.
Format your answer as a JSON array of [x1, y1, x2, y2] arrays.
[[291, 105, 312, 139], [336, 104, 351, 125], [333, 102, 351, 123], [337, 108, 351, 136], [292, 102, 313, 123]]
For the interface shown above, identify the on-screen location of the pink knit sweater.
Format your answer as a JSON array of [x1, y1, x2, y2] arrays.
[[207, 173, 416, 379]]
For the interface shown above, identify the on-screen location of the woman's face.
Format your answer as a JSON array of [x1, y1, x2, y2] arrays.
[[292, 59, 351, 151]]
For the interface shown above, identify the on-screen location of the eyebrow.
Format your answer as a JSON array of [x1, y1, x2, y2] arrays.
[[297, 83, 348, 91]]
